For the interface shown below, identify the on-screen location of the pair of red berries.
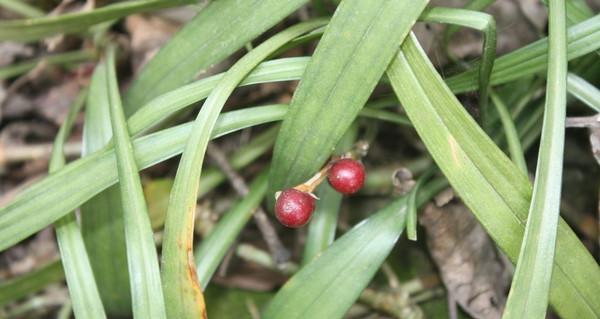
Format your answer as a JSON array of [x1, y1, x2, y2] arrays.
[[275, 158, 366, 228]]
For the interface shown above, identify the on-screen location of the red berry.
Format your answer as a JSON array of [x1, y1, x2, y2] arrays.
[[328, 159, 365, 194], [275, 189, 316, 228]]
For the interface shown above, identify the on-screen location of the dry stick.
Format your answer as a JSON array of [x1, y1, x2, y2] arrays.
[[565, 114, 600, 128], [206, 143, 291, 266], [0, 141, 82, 166]]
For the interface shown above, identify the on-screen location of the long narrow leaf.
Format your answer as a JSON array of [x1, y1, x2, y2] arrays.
[[0, 0, 188, 42], [387, 34, 600, 319], [50, 88, 107, 319], [160, 21, 325, 318], [567, 73, 600, 112], [80, 62, 132, 317], [503, 1, 568, 317], [490, 91, 528, 174], [124, 0, 309, 113], [105, 46, 167, 319], [263, 196, 409, 319], [269, 0, 428, 195]]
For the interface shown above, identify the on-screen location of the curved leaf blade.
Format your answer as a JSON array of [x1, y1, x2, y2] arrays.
[[0, 0, 186, 42], [80, 62, 132, 317], [105, 46, 167, 319], [503, 1, 568, 317], [50, 89, 107, 319]]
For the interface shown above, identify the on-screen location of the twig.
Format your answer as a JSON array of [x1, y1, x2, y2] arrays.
[[565, 115, 600, 128], [0, 141, 82, 167], [206, 142, 291, 266], [447, 293, 458, 319]]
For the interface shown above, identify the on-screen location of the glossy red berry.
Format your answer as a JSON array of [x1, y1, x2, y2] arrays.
[[328, 159, 365, 194], [275, 189, 316, 228]]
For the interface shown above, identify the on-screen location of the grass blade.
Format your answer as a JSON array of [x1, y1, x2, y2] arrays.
[[387, 33, 600, 319], [406, 169, 434, 241], [269, 0, 428, 196], [490, 91, 528, 174], [160, 21, 325, 318], [195, 172, 268, 288], [567, 73, 600, 112], [263, 196, 409, 319], [0, 0, 187, 42], [80, 62, 132, 317], [443, 0, 494, 43], [105, 46, 167, 319], [50, 88, 107, 319], [503, 0, 568, 317], [127, 57, 309, 136], [124, 0, 309, 114]]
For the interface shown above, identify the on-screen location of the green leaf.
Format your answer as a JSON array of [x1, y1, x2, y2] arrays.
[[195, 171, 268, 288], [567, 73, 600, 112], [80, 62, 132, 317], [387, 33, 600, 319], [160, 20, 325, 319], [0, 104, 289, 251], [124, 0, 309, 114], [126, 56, 311, 136], [0, 0, 187, 42], [0, 261, 64, 307], [447, 15, 600, 93], [263, 196, 409, 319], [0, 50, 95, 80], [503, 1, 568, 317], [105, 46, 167, 319], [490, 91, 528, 174], [49, 88, 107, 319], [269, 0, 428, 196], [443, 0, 494, 45], [406, 169, 434, 241]]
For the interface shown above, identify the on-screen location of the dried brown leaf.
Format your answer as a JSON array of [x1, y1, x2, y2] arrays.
[[420, 201, 511, 319]]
